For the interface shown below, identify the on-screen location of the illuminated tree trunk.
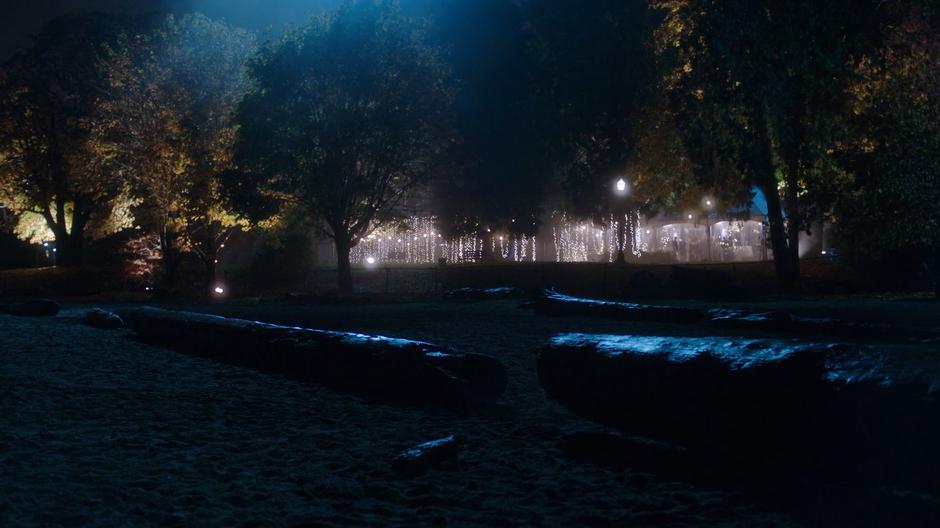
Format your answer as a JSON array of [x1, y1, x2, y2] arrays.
[[754, 108, 798, 288], [197, 221, 226, 300], [784, 89, 805, 280], [158, 227, 182, 295], [204, 257, 217, 299], [44, 201, 91, 267]]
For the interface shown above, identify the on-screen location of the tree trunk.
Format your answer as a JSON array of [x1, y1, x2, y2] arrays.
[[205, 259, 217, 299], [55, 232, 83, 267], [615, 213, 626, 264], [159, 229, 182, 294], [760, 178, 796, 288], [481, 235, 495, 262], [52, 229, 84, 267], [753, 107, 798, 288], [45, 208, 81, 266], [785, 176, 801, 280], [784, 147, 802, 281], [334, 234, 353, 295], [786, 78, 806, 281]]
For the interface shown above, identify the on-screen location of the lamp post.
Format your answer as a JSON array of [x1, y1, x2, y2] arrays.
[[614, 178, 628, 264], [704, 198, 714, 262]]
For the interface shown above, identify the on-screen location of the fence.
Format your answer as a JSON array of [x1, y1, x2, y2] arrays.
[[298, 260, 789, 297], [304, 266, 443, 294]]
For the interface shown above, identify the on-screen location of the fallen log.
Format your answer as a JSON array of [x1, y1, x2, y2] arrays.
[[443, 287, 523, 301], [121, 307, 507, 407], [525, 290, 704, 323], [0, 299, 60, 317], [707, 308, 938, 342], [539, 333, 940, 490]]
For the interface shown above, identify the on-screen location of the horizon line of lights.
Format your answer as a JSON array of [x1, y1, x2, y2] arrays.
[[348, 215, 766, 265]]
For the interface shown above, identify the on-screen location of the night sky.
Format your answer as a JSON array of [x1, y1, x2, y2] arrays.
[[0, 0, 342, 59]]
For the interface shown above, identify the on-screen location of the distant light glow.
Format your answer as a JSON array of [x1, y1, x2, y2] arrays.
[[213, 286, 225, 295], [366, 256, 376, 265]]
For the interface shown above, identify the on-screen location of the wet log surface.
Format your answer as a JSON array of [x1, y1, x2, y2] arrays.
[[539, 333, 940, 493], [121, 307, 507, 407], [707, 307, 940, 341], [525, 290, 705, 323], [443, 287, 525, 301], [528, 290, 939, 342]]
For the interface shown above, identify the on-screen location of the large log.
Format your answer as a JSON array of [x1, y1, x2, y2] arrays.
[[121, 307, 507, 406], [443, 287, 524, 301], [527, 291, 938, 342], [539, 334, 940, 489], [707, 308, 940, 341], [526, 290, 704, 323]]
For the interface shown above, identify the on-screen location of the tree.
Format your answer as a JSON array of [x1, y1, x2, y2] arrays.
[[230, 0, 454, 293], [420, 0, 546, 245], [653, 0, 885, 286], [0, 15, 139, 265], [833, 4, 940, 294], [524, 0, 654, 257], [96, 14, 257, 295]]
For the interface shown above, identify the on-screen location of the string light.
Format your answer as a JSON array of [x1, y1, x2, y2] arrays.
[[348, 214, 762, 265], [350, 216, 540, 264]]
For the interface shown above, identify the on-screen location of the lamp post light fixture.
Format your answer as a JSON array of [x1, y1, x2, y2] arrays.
[[703, 197, 714, 262], [614, 177, 629, 264]]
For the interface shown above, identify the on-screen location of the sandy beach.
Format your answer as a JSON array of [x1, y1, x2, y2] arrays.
[[0, 301, 808, 527]]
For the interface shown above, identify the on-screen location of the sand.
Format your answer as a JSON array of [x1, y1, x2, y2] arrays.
[[1, 302, 799, 527]]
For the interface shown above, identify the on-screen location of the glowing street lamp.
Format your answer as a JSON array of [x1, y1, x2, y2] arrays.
[[614, 177, 629, 264], [703, 197, 714, 262]]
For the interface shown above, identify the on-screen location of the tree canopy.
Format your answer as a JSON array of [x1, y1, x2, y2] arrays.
[[95, 13, 257, 293], [653, 0, 889, 283], [0, 14, 142, 265], [229, 0, 455, 292], [0, 0, 936, 294]]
